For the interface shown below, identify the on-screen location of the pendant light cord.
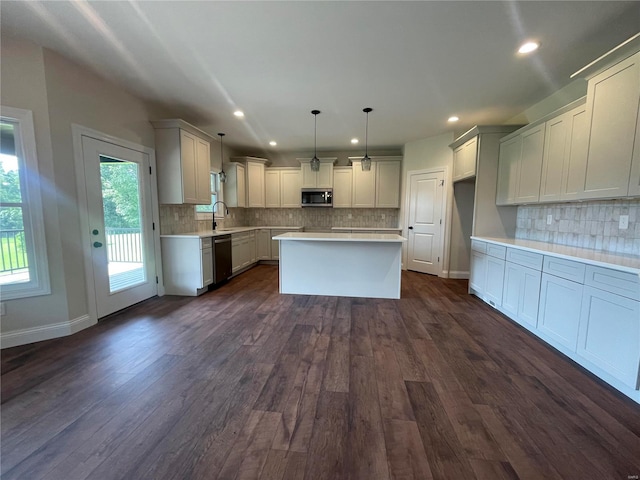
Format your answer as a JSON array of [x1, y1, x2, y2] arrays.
[[365, 110, 369, 158]]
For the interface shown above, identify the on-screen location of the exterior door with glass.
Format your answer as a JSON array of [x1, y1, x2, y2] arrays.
[[81, 136, 157, 318]]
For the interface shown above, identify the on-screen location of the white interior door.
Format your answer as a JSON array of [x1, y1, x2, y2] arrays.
[[406, 171, 444, 275], [82, 136, 157, 318]]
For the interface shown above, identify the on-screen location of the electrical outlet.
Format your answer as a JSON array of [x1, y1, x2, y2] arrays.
[[289, 213, 292, 219], [0, 303, 6, 316], [174, 212, 179, 221], [255, 213, 259, 218], [381, 214, 386, 220], [619, 214, 629, 230], [546, 214, 553, 225], [348, 213, 352, 219]]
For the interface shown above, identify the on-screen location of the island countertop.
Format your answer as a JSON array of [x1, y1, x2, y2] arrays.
[[274, 232, 407, 243]]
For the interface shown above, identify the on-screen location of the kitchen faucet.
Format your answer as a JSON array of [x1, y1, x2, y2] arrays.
[[211, 201, 230, 230]]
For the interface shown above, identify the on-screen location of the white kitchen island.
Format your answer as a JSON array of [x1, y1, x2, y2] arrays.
[[274, 232, 406, 299]]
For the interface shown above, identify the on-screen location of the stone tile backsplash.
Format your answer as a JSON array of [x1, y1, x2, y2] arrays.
[[516, 199, 640, 255], [160, 205, 399, 235]]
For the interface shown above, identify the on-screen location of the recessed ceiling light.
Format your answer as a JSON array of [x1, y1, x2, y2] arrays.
[[269, 140, 277, 146], [448, 116, 459, 123], [233, 110, 245, 118], [518, 41, 539, 54], [351, 138, 359, 144]]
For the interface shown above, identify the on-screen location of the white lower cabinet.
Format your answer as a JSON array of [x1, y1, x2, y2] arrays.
[[502, 261, 541, 329], [256, 229, 271, 260], [469, 250, 487, 294], [577, 286, 640, 389], [161, 236, 213, 296], [232, 232, 255, 273], [484, 256, 505, 307], [538, 273, 583, 351]]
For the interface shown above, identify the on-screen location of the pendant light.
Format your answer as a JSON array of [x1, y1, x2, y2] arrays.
[[361, 107, 372, 171], [218, 133, 226, 183], [310, 109, 321, 172]]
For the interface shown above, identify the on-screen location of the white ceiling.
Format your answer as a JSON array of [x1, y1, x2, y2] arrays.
[[2, 1, 639, 153]]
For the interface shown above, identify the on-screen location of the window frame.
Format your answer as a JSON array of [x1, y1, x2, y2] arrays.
[[195, 171, 225, 221], [0, 106, 51, 300]]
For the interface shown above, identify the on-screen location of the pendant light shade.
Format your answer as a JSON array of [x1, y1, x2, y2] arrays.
[[218, 133, 227, 183], [310, 110, 321, 172], [361, 107, 373, 171]]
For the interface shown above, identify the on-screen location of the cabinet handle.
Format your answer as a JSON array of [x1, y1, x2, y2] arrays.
[[408, 226, 414, 230]]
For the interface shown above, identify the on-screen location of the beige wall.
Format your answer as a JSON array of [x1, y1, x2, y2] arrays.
[[401, 132, 454, 275], [0, 36, 70, 333], [507, 79, 587, 125]]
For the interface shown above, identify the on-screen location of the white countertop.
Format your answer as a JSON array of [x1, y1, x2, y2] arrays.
[[274, 232, 407, 243], [472, 236, 640, 274], [330, 227, 402, 232], [160, 226, 304, 239]]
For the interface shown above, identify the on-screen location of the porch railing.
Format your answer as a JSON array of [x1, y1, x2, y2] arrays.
[[0, 229, 28, 274], [106, 228, 142, 263]]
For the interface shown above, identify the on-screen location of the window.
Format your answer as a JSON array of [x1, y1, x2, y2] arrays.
[[195, 172, 224, 220], [0, 106, 50, 299]]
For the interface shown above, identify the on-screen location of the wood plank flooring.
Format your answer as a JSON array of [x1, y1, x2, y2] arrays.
[[2, 265, 640, 480]]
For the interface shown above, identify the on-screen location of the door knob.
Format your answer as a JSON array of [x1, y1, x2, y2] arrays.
[[408, 226, 414, 230], [93, 241, 103, 248]]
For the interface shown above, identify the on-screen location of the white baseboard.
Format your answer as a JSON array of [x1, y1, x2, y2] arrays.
[[1, 314, 96, 349], [449, 270, 470, 279]]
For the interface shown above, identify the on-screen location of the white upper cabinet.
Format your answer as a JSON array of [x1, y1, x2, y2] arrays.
[[265, 168, 301, 208], [230, 157, 270, 208], [224, 162, 246, 208], [333, 167, 352, 208], [539, 113, 569, 203], [351, 160, 377, 208], [560, 106, 589, 201], [452, 137, 477, 182], [265, 169, 281, 208], [152, 119, 212, 205], [299, 158, 336, 188], [496, 135, 522, 205], [375, 160, 401, 208], [515, 123, 545, 204], [280, 170, 301, 208], [581, 51, 640, 199]]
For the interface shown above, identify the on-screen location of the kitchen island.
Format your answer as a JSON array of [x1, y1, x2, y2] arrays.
[[274, 232, 406, 299]]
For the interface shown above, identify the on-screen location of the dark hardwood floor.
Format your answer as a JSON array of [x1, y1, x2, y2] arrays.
[[2, 265, 639, 480]]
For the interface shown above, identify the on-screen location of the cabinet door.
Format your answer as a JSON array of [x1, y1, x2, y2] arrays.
[[247, 162, 265, 207], [496, 135, 521, 205], [538, 273, 583, 351], [265, 170, 281, 208], [582, 52, 640, 199], [375, 161, 401, 208], [180, 130, 198, 204], [502, 262, 541, 327], [484, 256, 505, 307], [231, 236, 242, 273], [578, 286, 640, 388], [256, 229, 271, 260], [539, 114, 568, 203], [463, 137, 478, 179], [201, 247, 213, 287], [249, 233, 257, 264], [317, 163, 334, 188], [237, 164, 246, 208], [333, 169, 352, 208], [561, 106, 589, 201], [301, 163, 316, 188], [281, 170, 301, 207], [515, 124, 545, 204], [628, 99, 640, 197], [469, 251, 487, 295], [453, 145, 465, 182], [195, 137, 211, 204], [351, 160, 376, 208]]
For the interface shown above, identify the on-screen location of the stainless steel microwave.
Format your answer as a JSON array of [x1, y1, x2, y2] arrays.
[[301, 188, 333, 207]]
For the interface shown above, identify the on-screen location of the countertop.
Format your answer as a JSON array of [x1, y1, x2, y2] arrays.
[[472, 236, 640, 274], [330, 227, 403, 232], [160, 226, 304, 239], [274, 232, 407, 243]]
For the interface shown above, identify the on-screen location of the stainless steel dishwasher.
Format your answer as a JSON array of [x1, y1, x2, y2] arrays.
[[212, 234, 232, 285]]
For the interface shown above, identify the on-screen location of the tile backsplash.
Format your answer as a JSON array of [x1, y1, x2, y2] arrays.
[[516, 199, 640, 255], [159, 205, 399, 235]]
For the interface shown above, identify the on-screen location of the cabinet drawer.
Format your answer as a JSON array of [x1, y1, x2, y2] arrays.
[[543, 256, 586, 283], [486, 244, 506, 260], [584, 265, 640, 301], [201, 237, 212, 249], [471, 240, 487, 254], [506, 248, 543, 271]]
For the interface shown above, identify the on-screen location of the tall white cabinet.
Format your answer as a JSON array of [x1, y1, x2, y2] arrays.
[[152, 119, 212, 205], [229, 157, 270, 208]]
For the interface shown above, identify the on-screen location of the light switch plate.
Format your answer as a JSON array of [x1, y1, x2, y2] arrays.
[[547, 214, 553, 225], [619, 215, 629, 230]]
